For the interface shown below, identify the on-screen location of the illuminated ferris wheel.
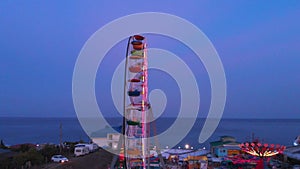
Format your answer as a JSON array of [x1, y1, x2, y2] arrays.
[[123, 35, 150, 168], [109, 35, 165, 169]]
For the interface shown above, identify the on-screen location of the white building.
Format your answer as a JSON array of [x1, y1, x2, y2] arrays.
[[91, 125, 121, 149]]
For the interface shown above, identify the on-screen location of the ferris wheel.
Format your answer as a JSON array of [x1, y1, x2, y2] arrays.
[[123, 35, 150, 168], [110, 35, 165, 169]]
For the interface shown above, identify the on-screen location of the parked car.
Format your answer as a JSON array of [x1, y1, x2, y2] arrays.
[[51, 155, 69, 163]]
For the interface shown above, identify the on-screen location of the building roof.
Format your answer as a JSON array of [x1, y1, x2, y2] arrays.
[[210, 141, 236, 147], [220, 136, 235, 139], [210, 136, 240, 147], [161, 149, 210, 159], [220, 136, 236, 142]]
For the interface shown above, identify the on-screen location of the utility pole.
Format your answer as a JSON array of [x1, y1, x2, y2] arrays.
[[59, 122, 62, 153]]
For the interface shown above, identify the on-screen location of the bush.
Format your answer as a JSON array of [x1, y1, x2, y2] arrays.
[[0, 157, 13, 169], [26, 148, 44, 165], [11, 144, 32, 152], [1, 143, 73, 168], [10, 148, 44, 168], [12, 153, 27, 168], [39, 144, 59, 162]]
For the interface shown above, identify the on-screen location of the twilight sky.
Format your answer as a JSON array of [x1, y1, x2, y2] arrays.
[[1, 1, 300, 119]]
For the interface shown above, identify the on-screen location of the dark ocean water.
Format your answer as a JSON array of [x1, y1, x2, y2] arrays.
[[0, 117, 299, 149]]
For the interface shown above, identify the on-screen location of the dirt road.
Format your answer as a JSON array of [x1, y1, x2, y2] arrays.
[[41, 149, 113, 169]]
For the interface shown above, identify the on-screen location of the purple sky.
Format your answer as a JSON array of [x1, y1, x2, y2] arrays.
[[1, 1, 300, 118]]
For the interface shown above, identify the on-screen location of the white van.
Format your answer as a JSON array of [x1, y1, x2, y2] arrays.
[[75, 143, 99, 153], [74, 146, 89, 157], [86, 143, 99, 152]]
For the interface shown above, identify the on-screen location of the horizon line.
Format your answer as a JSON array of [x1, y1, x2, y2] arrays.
[[1, 116, 300, 120]]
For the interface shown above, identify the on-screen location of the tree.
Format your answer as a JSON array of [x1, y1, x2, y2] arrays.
[[0, 139, 7, 149], [40, 144, 59, 162]]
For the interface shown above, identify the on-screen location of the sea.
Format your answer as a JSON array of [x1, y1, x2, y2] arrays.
[[0, 117, 299, 149]]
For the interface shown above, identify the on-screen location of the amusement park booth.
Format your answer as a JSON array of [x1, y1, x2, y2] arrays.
[[210, 136, 241, 157]]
